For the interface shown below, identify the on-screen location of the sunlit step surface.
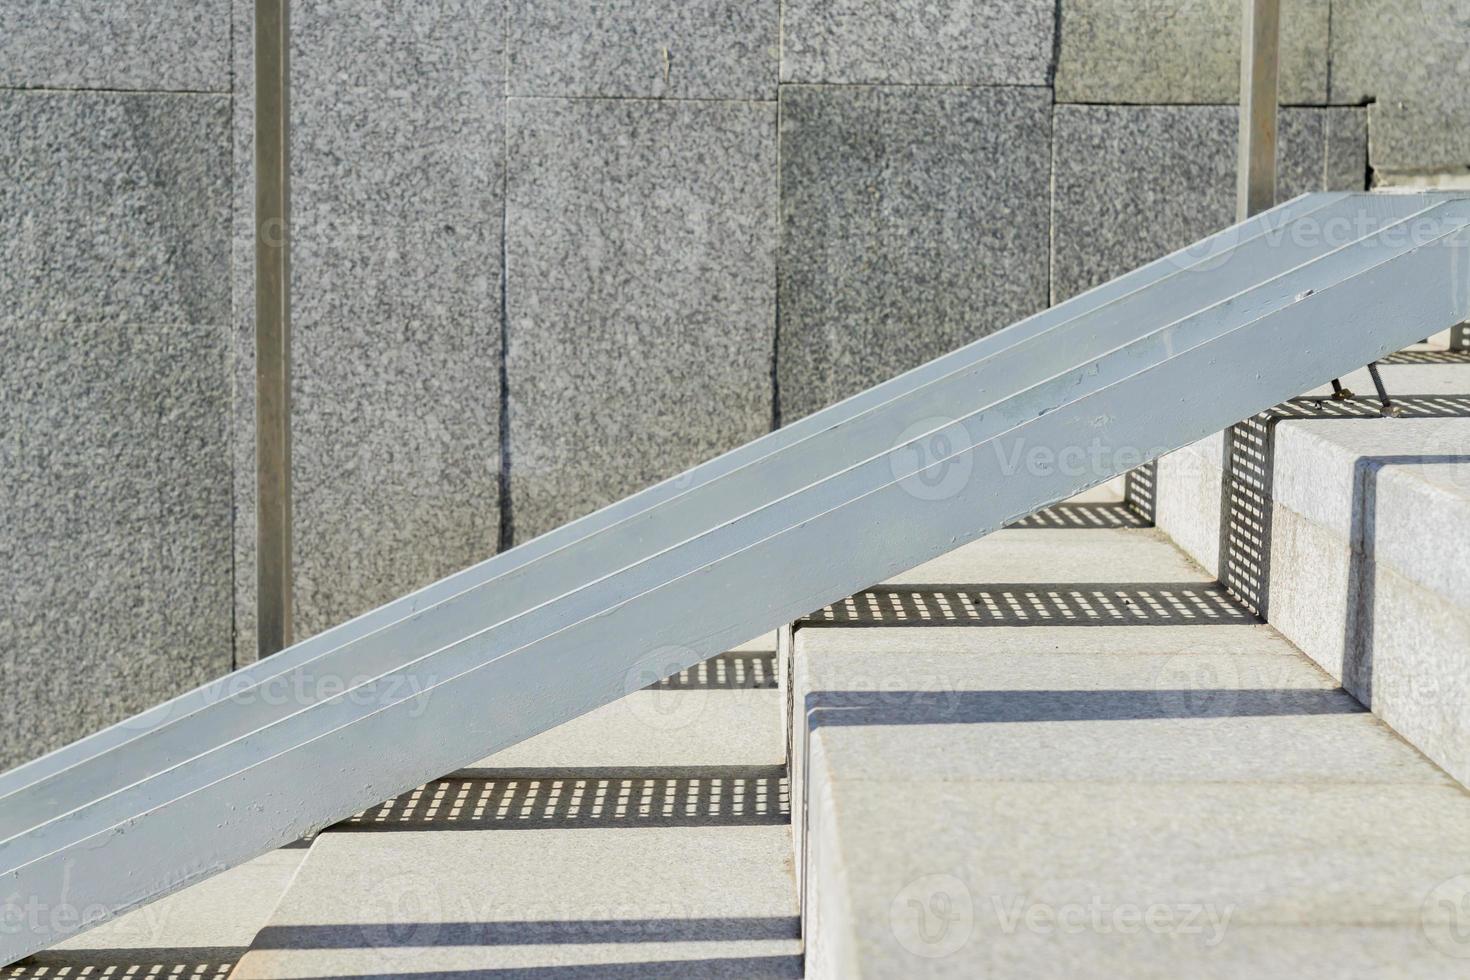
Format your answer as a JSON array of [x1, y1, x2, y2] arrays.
[[794, 524, 1470, 978]]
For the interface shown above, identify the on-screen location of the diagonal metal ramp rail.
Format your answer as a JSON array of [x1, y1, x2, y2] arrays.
[[3, 192, 1470, 964]]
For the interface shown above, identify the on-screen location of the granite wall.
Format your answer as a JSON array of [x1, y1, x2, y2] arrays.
[[1055, 0, 1470, 183], [230, 0, 505, 665], [3, 0, 1467, 767], [1, 1, 234, 768]]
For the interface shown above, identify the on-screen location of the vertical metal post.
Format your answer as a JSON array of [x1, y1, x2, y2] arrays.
[[256, 0, 293, 658], [1236, 0, 1280, 220], [1223, 0, 1281, 610]]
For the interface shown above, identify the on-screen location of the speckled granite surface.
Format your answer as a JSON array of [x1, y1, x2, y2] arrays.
[[0, 0, 229, 92], [510, 0, 779, 100], [0, 317, 232, 770], [1330, 0, 1470, 174], [1055, 0, 1330, 105], [2, 91, 230, 325], [0, 89, 232, 768], [777, 84, 1052, 421], [505, 97, 777, 541], [1050, 104, 1369, 303], [230, 0, 505, 660], [781, 0, 1054, 85]]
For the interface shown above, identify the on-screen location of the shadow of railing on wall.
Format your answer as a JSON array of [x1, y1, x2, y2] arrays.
[[1218, 394, 1470, 619]]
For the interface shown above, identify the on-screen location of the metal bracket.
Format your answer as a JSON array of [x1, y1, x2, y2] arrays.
[[1366, 361, 1403, 417], [1325, 365, 1399, 416]]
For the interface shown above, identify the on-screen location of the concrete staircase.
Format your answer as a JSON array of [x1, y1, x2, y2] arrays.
[[11, 341, 1470, 978]]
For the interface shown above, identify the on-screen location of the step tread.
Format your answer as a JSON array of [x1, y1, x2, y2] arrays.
[[228, 637, 800, 980], [234, 824, 800, 980], [9, 850, 306, 980], [796, 526, 1470, 976]]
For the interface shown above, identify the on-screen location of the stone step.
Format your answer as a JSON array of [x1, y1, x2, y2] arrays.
[[792, 525, 1470, 977], [1154, 352, 1470, 785], [1155, 355, 1470, 579], [5, 848, 306, 980], [227, 639, 803, 979], [1240, 416, 1470, 787]]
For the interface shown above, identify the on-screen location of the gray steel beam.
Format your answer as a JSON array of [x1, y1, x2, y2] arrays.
[[255, 0, 293, 659], [0, 197, 1453, 837], [0, 192, 1350, 808], [6, 194, 1393, 826]]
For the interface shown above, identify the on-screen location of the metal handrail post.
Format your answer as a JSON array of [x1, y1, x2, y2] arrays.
[[255, 0, 293, 658], [1236, 0, 1280, 220]]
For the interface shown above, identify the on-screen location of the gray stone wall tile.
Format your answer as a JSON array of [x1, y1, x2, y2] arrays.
[[1330, 0, 1470, 174], [1324, 107, 1370, 191], [1055, 0, 1329, 105], [1, 91, 231, 326], [781, 0, 1055, 85], [0, 0, 230, 92], [505, 98, 777, 542], [1276, 108, 1329, 198], [1050, 105, 1368, 303], [777, 84, 1052, 421], [509, 0, 778, 100], [0, 322, 231, 769], [232, 1, 505, 659], [1, 89, 232, 764]]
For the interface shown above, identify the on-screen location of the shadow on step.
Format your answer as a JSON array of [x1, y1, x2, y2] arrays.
[[805, 688, 1366, 728], [642, 651, 777, 690], [253, 956, 804, 979], [253, 917, 799, 949], [1006, 501, 1151, 529], [1343, 452, 1470, 710], [330, 766, 789, 832], [1220, 394, 1470, 618], [7, 947, 240, 979], [803, 582, 1256, 627], [1379, 349, 1470, 364]]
